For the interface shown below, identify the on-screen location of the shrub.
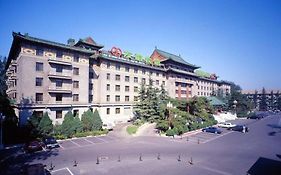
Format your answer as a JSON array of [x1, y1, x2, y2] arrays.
[[126, 125, 138, 135], [92, 109, 103, 131], [166, 129, 175, 136], [38, 112, 53, 136], [61, 111, 76, 138], [156, 120, 169, 132], [81, 109, 94, 131]]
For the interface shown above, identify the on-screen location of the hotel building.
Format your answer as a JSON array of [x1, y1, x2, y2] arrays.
[[5, 32, 231, 125]]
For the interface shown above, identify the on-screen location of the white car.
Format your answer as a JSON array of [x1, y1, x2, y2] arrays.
[[217, 122, 236, 128], [102, 122, 115, 130]]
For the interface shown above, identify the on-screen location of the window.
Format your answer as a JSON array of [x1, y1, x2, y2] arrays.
[[149, 71, 153, 75], [35, 93, 43, 102], [125, 66, 130, 72], [115, 85, 120, 91], [134, 86, 138, 92], [125, 86, 130, 92], [134, 68, 138, 73], [198, 92, 200, 96], [106, 84, 110, 91], [89, 95, 93, 102], [162, 81, 165, 85], [56, 80, 63, 87], [73, 67, 79, 75], [73, 81, 79, 88], [36, 62, 43, 71], [156, 80, 159, 85], [142, 69, 146, 74], [35, 77, 43, 86], [156, 72, 159, 76], [36, 47, 43, 56], [56, 51, 63, 58], [134, 77, 138, 83], [134, 96, 138, 101], [73, 94, 79, 101], [107, 73, 110, 80], [116, 64, 120, 70], [56, 94, 62, 101], [106, 108, 110, 115], [74, 54, 79, 62], [56, 65, 63, 73], [56, 110, 62, 119], [33, 111, 43, 118], [73, 110, 79, 117], [115, 95, 120, 102], [125, 76, 130, 82], [115, 74, 120, 81], [115, 108, 120, 114], [89, 72, 94, 79], [125, 96, 129, 101], [107, 62, 110, 69], [142, 78, 146, 84], [89, 83, 93, 90], [106, 95, 110, 102]]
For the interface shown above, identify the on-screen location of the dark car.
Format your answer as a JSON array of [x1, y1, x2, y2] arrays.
[[42, 136, 59, 149], [228, 125, 249, 133], [23, 140, 43, 153], [202, 127, 222, 134], [247, 113, 263, 119]]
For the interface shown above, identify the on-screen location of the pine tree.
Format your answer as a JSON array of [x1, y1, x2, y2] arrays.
[[159, 84, 168, 103], [259, 88, 267, 111], [61, 111, 76, 137], [276, 91, 281, 110], [253, 90, 258, 109], [270, 90, 274, 110], [27, 112, 41, 137], [38, 112, 53, 136], [81, 109, 94, 131], [92, 109, 102, 131]]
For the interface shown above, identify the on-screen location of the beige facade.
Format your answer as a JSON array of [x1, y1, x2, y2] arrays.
[[6, 32, 231, 125]]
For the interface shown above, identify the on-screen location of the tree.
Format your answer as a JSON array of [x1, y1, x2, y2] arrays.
[[38, 112, 53, 136], [0, 56, 7, 94], [276, 91, 281, 110], [270, 90, 274, 110], [259, 88, 267, 111], [26, 112, 41, 137], [61, 111, 76, 137], [253, 90, 258, 109], [92, 109, 102, 131], [81, 109, 94, 131]]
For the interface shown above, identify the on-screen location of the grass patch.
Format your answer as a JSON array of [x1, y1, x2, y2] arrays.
[[126, 125, 138, 135]]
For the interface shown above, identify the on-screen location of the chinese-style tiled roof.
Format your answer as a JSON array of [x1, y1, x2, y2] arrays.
[[155, 48, 200, 69], [167, 67, 198, 77], [206, 96, 225, 106], [75, 37, 104, 49]]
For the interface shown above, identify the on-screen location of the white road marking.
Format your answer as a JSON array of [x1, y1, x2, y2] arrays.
[[51, 167, 67, 173], [84, 138, 95, 144], [95, 136, 108, 143], [70, 140, 82, 147], [59, 144, 65, 149], [66, 167, 74, 175]]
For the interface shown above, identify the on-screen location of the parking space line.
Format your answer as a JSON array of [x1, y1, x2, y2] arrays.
[[51, 167, 68, 173], [95, 136, 109, 143], [84, 138, 95, 144], [59, 144, 65, 149], [70, 140, 82, 147], [66, 167, 74, 175], [106, 135, 117, 140]]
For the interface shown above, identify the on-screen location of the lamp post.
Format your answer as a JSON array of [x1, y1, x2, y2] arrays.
[[233, 100, 238, 116], [0, 113, 6, 149], [167, 102, 173, 129]]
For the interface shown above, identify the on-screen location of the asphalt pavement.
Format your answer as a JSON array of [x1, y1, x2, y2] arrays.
[[1, 114, 281, 175]]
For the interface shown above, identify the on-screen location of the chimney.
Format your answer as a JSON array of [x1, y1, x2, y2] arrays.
[[67, 38, 75, 46]]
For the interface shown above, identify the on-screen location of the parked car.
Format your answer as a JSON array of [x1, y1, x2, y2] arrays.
[[247, 113, 263, 119], [102, 122, 115, 131], [23, 140, 43, 153], [42, 136, 59, 149], [202, 127, 222, 134], [217, 122, 236, 128], [228, 125, 249, 133]]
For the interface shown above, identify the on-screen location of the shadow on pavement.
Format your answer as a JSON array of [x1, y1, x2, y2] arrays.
[[247, 157, 281, 175]]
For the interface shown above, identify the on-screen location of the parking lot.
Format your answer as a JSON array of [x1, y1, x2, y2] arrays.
[[58, 135, 119, 150]]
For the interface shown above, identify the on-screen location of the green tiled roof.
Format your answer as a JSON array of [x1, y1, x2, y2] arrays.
[[155, 49, 200, 69], [12, 32, 95, 54], [206, 96, 225, 106], [195, 70, 211, 78]]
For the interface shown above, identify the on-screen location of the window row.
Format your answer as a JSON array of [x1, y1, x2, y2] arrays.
[[106, 73, 165, 85], [106, 95, 138, 102], [36, 62, 79, 75], [35, 93, 80, 102], [35, 78, 79, 88]]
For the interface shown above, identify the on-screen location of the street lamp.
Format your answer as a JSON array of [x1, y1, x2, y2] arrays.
[[167, 102, 173, 129], [0, 113, 6, 150], [233, 100, 238, 115]]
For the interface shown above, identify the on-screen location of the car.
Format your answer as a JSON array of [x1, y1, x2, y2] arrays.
[[202, 127, 222, 134], [228, 125, 249, 133], [217, 122, 236, 128], [247, 113, 263, 119], [42, 136, 59, 149], [23, 140, 43, 153], [102, 122, 115, 131]]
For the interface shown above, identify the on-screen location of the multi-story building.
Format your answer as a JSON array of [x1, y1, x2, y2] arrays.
[[5, 32, 231, 125], [242, 89, 281, 110]]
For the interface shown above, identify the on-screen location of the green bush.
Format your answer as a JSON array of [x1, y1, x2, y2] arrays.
[[127, 125, 138, 135], [156, 120, 169, 132], [54, 134, 67, 140], [38, 112, 53, 136], [166, 129, 175, 136], [81, 109, 94, 131], [92, 109, 103, 131]]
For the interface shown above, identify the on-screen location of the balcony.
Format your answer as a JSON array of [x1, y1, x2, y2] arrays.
[[48, 58, 72, 66], [48, 71, 72, 80], [48, 85, 72, 94], [11, 60, 17, 66]]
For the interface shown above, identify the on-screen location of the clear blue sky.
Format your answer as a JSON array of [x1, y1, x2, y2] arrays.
[[0, 0, 280, 90]]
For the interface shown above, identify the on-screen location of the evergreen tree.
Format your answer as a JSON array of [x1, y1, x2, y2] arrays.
[[259, 88, 267, 111], [92, 109, 102, 130], [134, 82, 150, 120], [0, 56, 7, 94], [276, 91, 281, 110], [61, 111, 76, 137], [270, 90, 274, 110], [38, 112, 53, 136], [253, 90, 258, 109], [159, 84, 168, 103], [74, 114, 83, 133], [26, 112, 41, 137], [81, 109, 94, 131]]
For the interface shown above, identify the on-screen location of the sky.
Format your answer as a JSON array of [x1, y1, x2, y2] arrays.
[[0, 0, 280, 90]]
